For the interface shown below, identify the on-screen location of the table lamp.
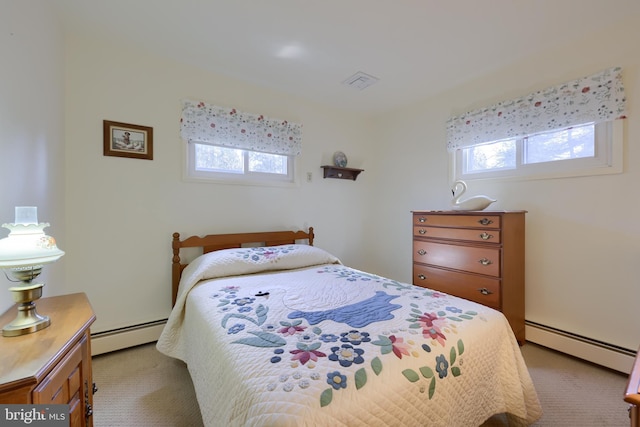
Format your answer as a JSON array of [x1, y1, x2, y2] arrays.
[[0, 207, 65, 337]]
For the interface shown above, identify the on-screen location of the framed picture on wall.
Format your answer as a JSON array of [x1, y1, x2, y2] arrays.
[[103, 120, 153, 160]]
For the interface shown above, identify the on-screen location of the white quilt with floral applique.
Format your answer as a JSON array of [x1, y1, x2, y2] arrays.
[[157, 244, 542, 427]]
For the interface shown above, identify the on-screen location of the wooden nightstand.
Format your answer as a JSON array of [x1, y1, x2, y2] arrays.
[[0, 293, 96, 427]]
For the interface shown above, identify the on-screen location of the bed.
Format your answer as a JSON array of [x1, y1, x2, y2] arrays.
[[157, 228, 542, 426], [626, 346, 640, 427]]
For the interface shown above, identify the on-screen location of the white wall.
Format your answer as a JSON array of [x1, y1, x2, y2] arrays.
[[365, 14, 640, 352], [0, 0, 66, 314], [63, 33, 376, 333]]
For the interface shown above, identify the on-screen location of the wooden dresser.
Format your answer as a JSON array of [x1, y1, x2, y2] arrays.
[[412, 211, 526, 344], [0, 293, 96, 426]]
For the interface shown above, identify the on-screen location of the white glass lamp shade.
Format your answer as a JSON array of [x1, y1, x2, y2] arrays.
[[0, 219, 64, 269]]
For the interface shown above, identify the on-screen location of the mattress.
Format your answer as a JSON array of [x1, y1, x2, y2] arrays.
[[157, 244, 541, 426]]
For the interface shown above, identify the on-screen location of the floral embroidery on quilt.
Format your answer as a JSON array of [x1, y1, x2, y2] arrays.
[[208, 267, 481, 406], [235, 245, 297, 263], [318, 265, 413, 292]]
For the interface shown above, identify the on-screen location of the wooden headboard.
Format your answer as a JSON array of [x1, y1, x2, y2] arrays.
[[171, 227, 314, 306]]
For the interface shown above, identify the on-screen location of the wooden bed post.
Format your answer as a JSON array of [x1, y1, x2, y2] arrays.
[[625, 345, 640, 427], [171, 232, 182, 307]]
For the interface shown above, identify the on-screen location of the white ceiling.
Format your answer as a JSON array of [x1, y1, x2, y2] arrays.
[[51, 0, 640, 114]]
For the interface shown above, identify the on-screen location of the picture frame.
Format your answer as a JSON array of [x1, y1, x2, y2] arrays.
[[103, 120, 153, 160]]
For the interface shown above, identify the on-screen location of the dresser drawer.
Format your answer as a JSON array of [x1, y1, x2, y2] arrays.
[[413, 264, 501, 309], [413, 240, 500, 277], [413, 226, 501, 243], [413, 213, 501, 229]]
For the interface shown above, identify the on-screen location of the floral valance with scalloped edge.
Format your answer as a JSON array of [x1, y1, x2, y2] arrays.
[[446, 66, 626, 152], [180, 100, 302, 156]]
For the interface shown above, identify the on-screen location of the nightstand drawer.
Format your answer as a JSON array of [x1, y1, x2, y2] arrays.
[[413, 240, 500, 277], [413, 264, 501, 309], [413, 226, 501, 243], [33, 336, 84, 405], [413, 213, 501, 229]]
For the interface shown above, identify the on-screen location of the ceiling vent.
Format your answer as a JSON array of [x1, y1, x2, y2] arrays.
[[342, 71, 379, 90]]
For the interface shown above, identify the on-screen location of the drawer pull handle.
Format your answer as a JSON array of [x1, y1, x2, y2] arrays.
[[417, 274, 426, 280], [479, 232, 493, 240], [417, 249, 427, 256], [478, 218, 493, 226], [418, 228, 427, 235], [418, 217, 426, 223], [478, 288, 493, 295], [478, 258, 492, 266]]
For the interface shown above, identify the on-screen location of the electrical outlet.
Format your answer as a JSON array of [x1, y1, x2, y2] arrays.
[[306, 172, 312, 182]]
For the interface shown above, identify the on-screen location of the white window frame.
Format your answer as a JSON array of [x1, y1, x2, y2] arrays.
[[450, 120, 623, 182], [184, 142, 298, 187]]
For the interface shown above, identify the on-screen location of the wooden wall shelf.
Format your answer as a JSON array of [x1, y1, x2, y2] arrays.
[[321, 166, 364, 181]]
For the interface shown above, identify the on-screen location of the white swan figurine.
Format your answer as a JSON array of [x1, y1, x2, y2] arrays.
[[451, 180, 496, 211]]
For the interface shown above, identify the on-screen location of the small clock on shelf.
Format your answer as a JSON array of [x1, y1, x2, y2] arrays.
[[333, 151, 348, 168]]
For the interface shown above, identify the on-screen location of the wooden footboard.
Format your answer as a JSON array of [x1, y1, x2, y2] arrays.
[[626, 346, 640, 427], [171, 228, 314, 306]]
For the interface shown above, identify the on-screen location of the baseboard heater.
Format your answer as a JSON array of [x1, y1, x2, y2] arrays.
[[526, 320, 636, 374], [91, 319, 167, 356]]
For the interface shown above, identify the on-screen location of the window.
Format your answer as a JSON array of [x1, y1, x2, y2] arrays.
[[180, 100, 302, 186], [453, 121, 622, 180], [447, 67, 626, 181], [187, 142, 295, 184]]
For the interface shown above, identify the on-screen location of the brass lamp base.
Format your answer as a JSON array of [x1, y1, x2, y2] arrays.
[[2, 282, 51, 337]]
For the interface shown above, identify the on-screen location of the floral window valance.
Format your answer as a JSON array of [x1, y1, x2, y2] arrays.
[[180, 100, 302, 156], [446, 66, 627, 152]]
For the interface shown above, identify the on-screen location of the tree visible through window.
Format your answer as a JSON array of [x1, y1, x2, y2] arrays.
[[456, 121, 620, 180], [181, 100, 300, 184], [195, 144, 243, 172], [465, 139, 515, 172], [447, 67, 625, 181], [524, 125, 594, 164], [189, 142, 294, 183]]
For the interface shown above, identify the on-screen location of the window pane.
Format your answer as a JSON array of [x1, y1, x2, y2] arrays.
[[465, 139, 516, 173], [195, 144, 243, 172], [248, 151, 287, 174], [524, 124, 595, 164], [454, 121, 619, 181]]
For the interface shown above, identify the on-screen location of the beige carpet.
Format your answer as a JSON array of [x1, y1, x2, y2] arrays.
[[92, 343, 203, 426], [91, 342, 631, 426]]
